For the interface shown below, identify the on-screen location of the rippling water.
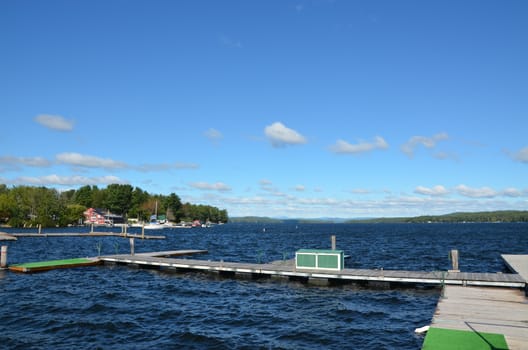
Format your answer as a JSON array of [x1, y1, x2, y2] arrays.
[[1, 223, 526, 349]]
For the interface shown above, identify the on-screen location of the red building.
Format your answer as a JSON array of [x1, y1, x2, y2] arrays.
[[83, 208, 106, 225]]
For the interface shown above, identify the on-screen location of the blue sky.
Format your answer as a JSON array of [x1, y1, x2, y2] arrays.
[[1, 0, 527, 218]]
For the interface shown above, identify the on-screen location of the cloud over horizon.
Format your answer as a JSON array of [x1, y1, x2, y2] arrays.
[[1, 152, 200, 174], [189, 181, 232, 192], [513, 146, 528, 163], [330, 136, 389, 154], [34, 114, 74, 131], [414, 185, 450, 196], [0, 156, 52, 171], [401, 132, 449, 158], [7, 174, 128, 186], [455, 184, 498, 198], [56, 153, 128, 169], [264, 122, 307, 147], [204, 128, 223, 142]]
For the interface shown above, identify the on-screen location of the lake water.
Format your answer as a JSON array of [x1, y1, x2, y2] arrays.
[[1, 223, 526, 349]]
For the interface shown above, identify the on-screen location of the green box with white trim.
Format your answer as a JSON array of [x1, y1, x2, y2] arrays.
[[295, 249, 344, 271]]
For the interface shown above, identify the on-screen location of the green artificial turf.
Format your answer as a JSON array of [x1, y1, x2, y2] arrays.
[[13, 258, 95, 268], [422, 327, 508, 350]]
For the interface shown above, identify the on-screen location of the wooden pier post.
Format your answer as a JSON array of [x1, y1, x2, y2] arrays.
[[130, 238, 135, 255], [1, 245, 7, 268], [449, 249, 459, 272], [331, 235, 336, 250]]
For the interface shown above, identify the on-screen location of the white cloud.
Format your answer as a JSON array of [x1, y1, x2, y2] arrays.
[[183, 187, 528, 218], [294, 185, 305, 192], [136, 162, 199, 172], [56, 153, 128, 169], [401, 132, 449, 158], [189, 181, 232, 192], [502, 188, 522, 197], [9, 174, 127, 186], [259, 179, 273, 186], [0, 156, 52, 170], [2, 152, 199, 173], [513, 146, 528, 163], [330, 136, 388, 154], [264, 122, 307, 147], [351, 188, 371, 194], [455, 184, 497, 198], [414, 185, 450, 196], [204, 128, 223, 142], [258, 180, 287, 197], [34, 114, 74, 131]]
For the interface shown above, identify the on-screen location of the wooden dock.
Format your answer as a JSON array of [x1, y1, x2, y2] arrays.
[[9, 232, 165, 240], [9, 257, 102, 273], [423, 255, 528, 349], [427, 285, 528, 349], [0, 232, 17, 241], [99, 255, 526, 288], [502, 254, 528, 283], [6, 250, 207, 273]]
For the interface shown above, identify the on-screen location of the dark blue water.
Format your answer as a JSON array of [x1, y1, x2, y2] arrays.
[[1, 223, 526, 349]]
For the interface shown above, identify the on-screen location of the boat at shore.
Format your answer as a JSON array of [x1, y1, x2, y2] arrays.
[[143, 215, 164, 230]]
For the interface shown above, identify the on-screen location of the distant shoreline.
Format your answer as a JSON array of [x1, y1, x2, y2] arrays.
[[230, 210, 528, 224]]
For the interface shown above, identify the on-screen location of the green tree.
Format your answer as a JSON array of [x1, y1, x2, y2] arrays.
[[129, 187, 149, 220], [104, 184, 133, 215], [74, 185, 95, 207], [59, 204, 86, 226], [0, 189, 15, 224], [165, 193, 182, 222]]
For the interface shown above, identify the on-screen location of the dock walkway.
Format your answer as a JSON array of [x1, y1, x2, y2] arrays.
[[428, 285, 528, 349], [100, 255, 526, 288], [0, 232, 17, 241], [502, 254, 528, 283], [9, 232, 165, 239]]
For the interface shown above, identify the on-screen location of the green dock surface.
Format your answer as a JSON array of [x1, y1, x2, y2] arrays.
[[422, 327, 508, 350], [9, 258, 101, 273]]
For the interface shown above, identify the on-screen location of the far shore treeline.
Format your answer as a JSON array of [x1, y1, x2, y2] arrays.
[[0, 184, 228, 228], [230, 210, 528, 224]]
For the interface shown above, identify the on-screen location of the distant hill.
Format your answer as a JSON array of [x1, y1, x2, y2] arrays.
[[230, 211, 528, 224], [346, 210, 528, 224], [229, 216, 284, 224], [229, 216, 347, 224]]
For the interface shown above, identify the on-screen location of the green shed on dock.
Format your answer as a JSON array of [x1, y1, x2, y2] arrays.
[[295, 249, 344, 271]]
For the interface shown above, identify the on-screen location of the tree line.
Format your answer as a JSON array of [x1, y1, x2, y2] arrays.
[[0, 184, 228, 228]]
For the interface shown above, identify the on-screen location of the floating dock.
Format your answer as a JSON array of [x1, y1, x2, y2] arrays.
[[426, 285, 528, 349], [7, 250, 208, 273], [99, 254, 525, 288], [9, 257, 102, 273], [9, 232, 165, 240], [502, 254, 528, 283], [423, 254, 528, 350], [0, 232, 17, 241]]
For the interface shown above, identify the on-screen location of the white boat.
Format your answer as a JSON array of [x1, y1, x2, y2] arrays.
[[143, 201, 164, 230], [143, 220, 164, 230]]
